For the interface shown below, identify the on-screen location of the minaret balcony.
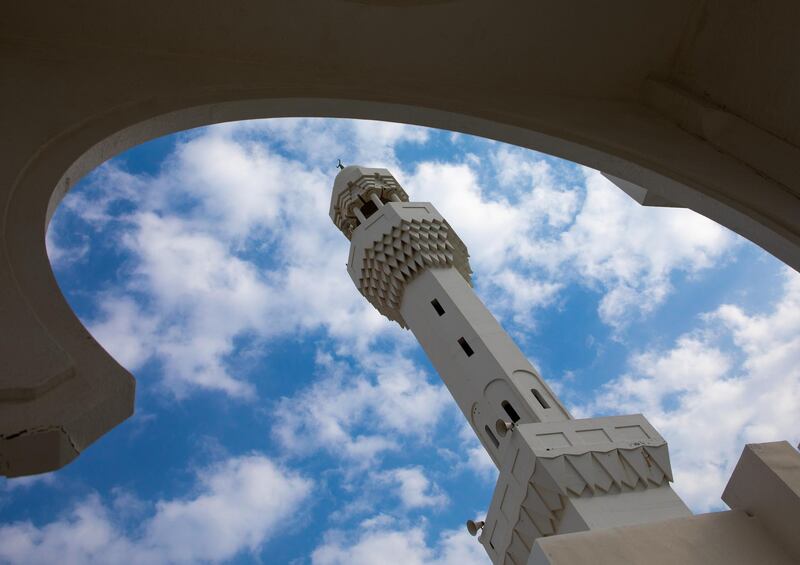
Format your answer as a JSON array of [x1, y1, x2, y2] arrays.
[[346, 200, 471, 327], [479, 414, 689, 564]]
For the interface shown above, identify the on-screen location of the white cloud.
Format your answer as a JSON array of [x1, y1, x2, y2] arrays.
[[47, 117, 755, 502], [39, 115, 788, 565], [273, 351, 453, 465], [1, 473, 57, 493], [487, 270, 563, 329], [58, 164, 148, 227], [87, 212, 269, 398], [53, 118, 741, 404], [491, 145, 552, 190], [457, 422, 497, 483], [581, 267, 800, 511], [220, 117, 429, 171], [46, 229, 89, 268], [90, 297, 160, 374], [554, 170, 736, 328], [75, 126, 411, 397], [117, 212, 273, 397], [407, 161, 576, 274], [404, 156, 735, 330], [312, 519, 488, 565], [0, 455, 312, 565], [377, 467, 448, 510]]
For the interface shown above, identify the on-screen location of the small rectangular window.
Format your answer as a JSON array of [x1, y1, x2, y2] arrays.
[[431, 298, 445, 316], [458, 337, 474, 357], [484, 425, 500, 448], [501, 400, 521, 423], [532, 388, 550, 409]]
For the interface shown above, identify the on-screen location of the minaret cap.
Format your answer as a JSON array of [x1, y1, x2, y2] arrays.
[[330, 165, 409, 239]]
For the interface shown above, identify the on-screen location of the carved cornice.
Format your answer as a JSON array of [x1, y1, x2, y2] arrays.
[[357, 217, 471, 326]]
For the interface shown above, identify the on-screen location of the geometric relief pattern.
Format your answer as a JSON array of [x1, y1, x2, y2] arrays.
[[535, 444, 673, 498], [358, 218, 472, 326], [507, 445, 673, 564]]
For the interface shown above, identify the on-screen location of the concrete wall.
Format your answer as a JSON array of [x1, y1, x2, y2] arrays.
[[529, 442, 800, 565]]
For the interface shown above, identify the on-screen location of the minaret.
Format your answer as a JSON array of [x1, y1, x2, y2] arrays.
[[331, 166, 691, 564]]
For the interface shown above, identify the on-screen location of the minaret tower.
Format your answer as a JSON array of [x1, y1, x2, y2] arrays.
[[330, 166, 691, 564]]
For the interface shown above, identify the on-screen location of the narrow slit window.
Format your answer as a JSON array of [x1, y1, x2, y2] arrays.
[[458, 337, 474, 357], [485, 425, 500, 448], [532, 388, 550, 409], [431, 298, 445, 316], [501, 400, 521, 423]]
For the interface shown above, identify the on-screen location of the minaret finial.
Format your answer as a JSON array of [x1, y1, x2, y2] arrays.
[[336, 159, 345, 170]]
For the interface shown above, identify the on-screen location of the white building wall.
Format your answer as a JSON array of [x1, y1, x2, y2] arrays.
[[400, 267, 570, 466]]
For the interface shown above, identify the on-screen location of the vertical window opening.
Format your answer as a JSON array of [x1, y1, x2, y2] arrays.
[[458, 337, 474, 357], [484, 425, 500, 448], [501, 400, 521, 423], [431, 298, 445, 316], [532, 388, 550, 409], [359, 199, 379, 219]]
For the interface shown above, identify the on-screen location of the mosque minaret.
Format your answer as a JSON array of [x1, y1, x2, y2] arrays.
[[330, 166, 691, 564]]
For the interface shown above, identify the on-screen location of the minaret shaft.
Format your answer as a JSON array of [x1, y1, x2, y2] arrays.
[[400, 267, 570, 466]]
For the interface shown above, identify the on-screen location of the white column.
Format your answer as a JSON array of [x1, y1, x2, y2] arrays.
[[352, 206, 367, 224], [369, 192, 384, 208]]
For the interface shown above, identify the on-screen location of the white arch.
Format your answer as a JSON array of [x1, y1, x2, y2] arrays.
[[3, 0, 799, 475]]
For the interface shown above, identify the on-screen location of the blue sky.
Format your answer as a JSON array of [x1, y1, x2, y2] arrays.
[[1, 118, 798, 564]]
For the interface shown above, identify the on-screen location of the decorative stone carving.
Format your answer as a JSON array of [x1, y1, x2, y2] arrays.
[[330, 166, 409, 239], [357, 217, 471, 325], [480, 415, 688, 564]]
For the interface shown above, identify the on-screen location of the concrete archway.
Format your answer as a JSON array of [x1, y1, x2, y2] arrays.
[[2, 0, 799, 476]]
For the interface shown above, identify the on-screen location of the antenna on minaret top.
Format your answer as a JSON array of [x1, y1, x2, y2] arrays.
[[336, 159, 345, 170]]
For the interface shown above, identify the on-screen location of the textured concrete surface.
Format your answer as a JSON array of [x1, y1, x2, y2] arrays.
[[528, 442, 800, 564], [723, 442, 800, 561], [529, 509, 797, 565]]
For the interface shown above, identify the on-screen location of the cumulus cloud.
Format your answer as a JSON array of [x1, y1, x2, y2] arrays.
[[1, 473, 57, 493], [0, 455, 312, 565], [221, 117, 429, 171], [407, 161, 578, 275], [456, 423, 497, 483], [555, 170, 736, 328], [403, 154, 735, 330], [488, 270, 563, 328], [272, 351, 453, 465], [89, 297, 160, 372], [377, 467, 448, 510], [115, 212, 275, 397], [52, 117, 739, 402], [581, 267, 800, 511], [69, 122, 422, 397], [46, 229, 90, 268], [312, 519, 488, 565], [38, 115, 790, 565]]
